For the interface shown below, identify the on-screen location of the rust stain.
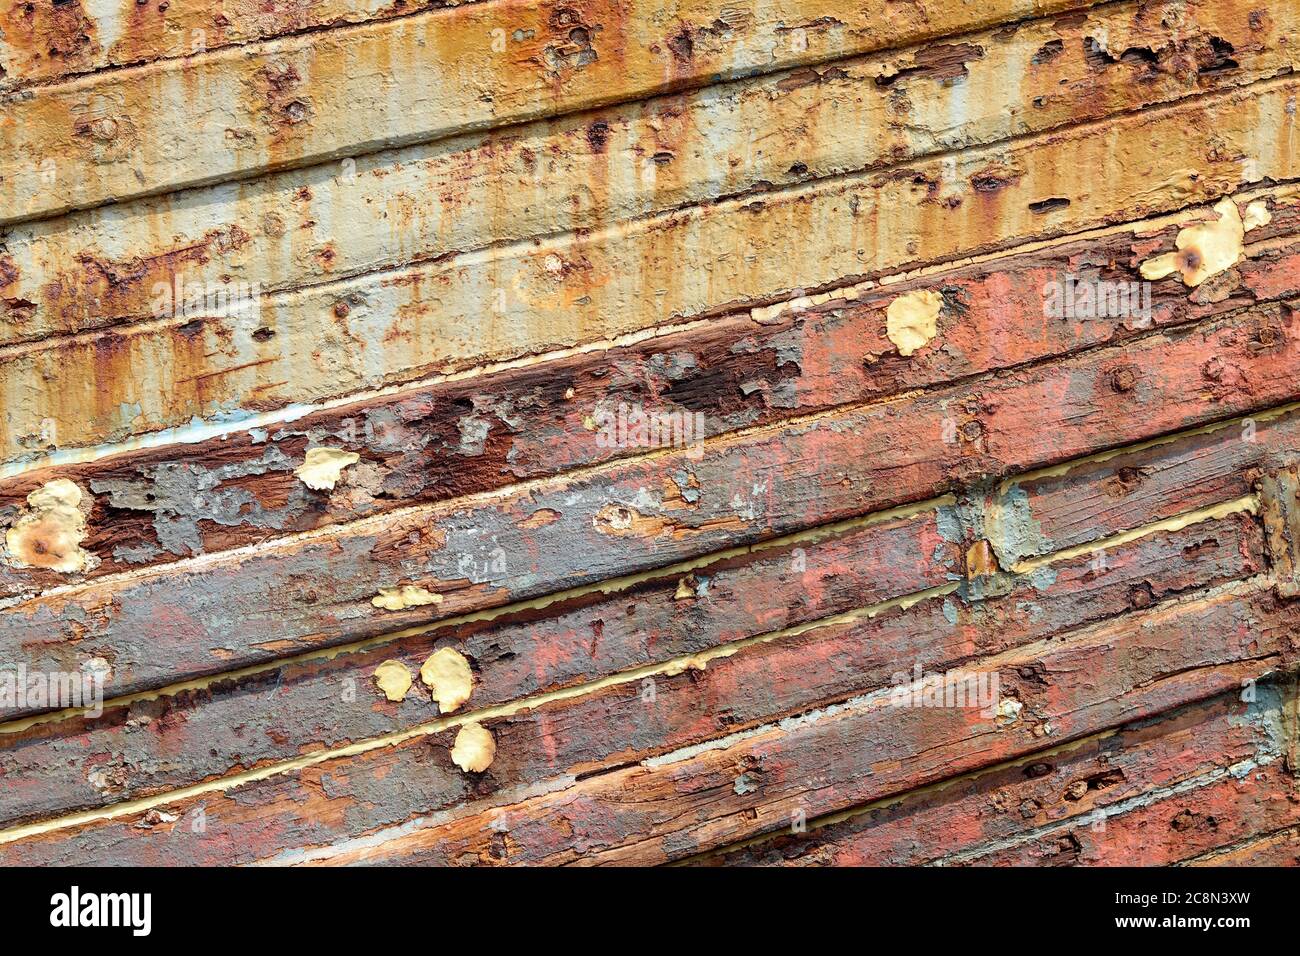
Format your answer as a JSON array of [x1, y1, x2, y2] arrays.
[[3, 478, 94, 573]]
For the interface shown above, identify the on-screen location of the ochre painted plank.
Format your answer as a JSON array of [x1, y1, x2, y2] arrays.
[[0, 0, 456, 89], [3, 0, 1288, 347], [0, 0, 1106, 222], [4, 79, 1298, 461]]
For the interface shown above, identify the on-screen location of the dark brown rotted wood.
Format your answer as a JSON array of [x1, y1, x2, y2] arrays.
[[1257, 465, 1300, 598], [698, 688, 1286, 866]]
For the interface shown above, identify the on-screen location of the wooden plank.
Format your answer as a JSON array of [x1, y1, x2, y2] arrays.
[[0, 0, 460, 89], [0, 533, 1285, 865], [4, 0, 1290, 347], [955, 762, 1300, 865], [1258, 465, 1300, 597], [4, 78, 1299, 462], [322, 588, 1289, 867], [0, 0, 1106, 222], [0, 509, 958, 826], [1002, 396, 1300, 566], [2, 301, 1295, 707], [4, 192, 1297, 598], [0, 505, 1259, 827], [698, 688, 1282, 866], [1186, 825, 1300, 866]]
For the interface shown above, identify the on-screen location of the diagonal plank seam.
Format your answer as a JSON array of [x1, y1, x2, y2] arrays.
[[2, 293, 1292, 617], [0, 492, 1266, 846], [3, 179, 1296, 484], [7, 67, 1296, 358]]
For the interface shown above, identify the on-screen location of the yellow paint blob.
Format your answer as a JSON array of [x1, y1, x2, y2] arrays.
[[451, 722, 496, 773], [3, 479, 93, 574], [1139, 198, 1246, 287], [373, 660, 413, 702], [419, 647, 475, 714], [372, 585, 444, 611], [886, 289, 942, 356], [294, 447, 360, 490]]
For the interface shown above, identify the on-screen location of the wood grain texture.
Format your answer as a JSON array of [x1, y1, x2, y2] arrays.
[[3, 0, 1288, 348], [698, 686, 1288, 866], [0, 0, 1107, 221], [284, 585, 1297, 866], [5, 75, 1299, 462], [0, 505, 1261, 827], [0, 529, 1286, 864], [2, 0, 1296, 868], [3, 299, 1297, 710], [3, 189, 1296, 596]]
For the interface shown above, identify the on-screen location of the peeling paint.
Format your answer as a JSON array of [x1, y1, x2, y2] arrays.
[[294, 447, 360, 491], [886, 290, 942, 356], [419, 648, 474, 714], [3, 479, 94, 573], [451, 723, 496, 773], [1243, 200, 1273, 231], [373, 661, 413, 703], [372, 586, 444, 611], [1139, 197, 1247, 286]]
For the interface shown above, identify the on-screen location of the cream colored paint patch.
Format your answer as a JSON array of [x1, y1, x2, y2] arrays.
[[1242, 200, 1272, 231], [294, 447, 360, 491], [419, 648, 474, 714], [886, 290, 943, 356], [451, 723, 496, 773], [3, 479, 94, 574], [371, 585, 444, 611], [1139, 198, 1246, 286], [372, 661, 413, 702]]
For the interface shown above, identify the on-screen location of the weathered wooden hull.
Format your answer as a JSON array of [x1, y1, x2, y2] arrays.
[[1, 0, 1298, 868]]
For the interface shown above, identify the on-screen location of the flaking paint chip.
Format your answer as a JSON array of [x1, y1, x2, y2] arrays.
[[419, 647, 474, 713], [1242, 200, 1272, 232], [373, 660, 413, 702], [294, 447, 360, 490], [886, 289, 942, 356], [995, 698, 1023, 726], [372, 585, 444, 611], [1139, 198, 1246, 287], [4, 479, 94, 574], [451, 722, 496, 773], [965, 540, 1000, 578]]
